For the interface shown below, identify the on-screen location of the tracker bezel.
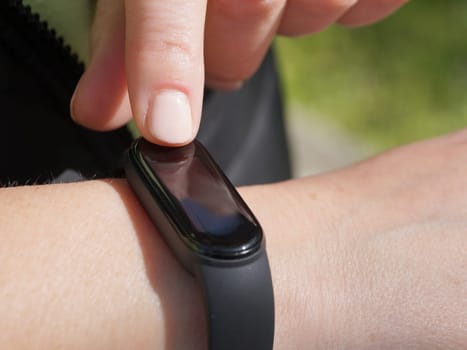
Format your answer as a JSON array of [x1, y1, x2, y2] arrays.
[[127, 138, 263, 260]]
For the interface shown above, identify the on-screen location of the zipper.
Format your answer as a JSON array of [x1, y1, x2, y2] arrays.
[[0, 0, 84, 104], [0, 0, 133, 179]]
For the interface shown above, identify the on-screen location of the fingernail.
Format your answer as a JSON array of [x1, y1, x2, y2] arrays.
[[146, 90, 193, 144]]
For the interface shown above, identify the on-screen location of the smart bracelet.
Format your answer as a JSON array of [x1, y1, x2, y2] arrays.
[[124, 137, 274, 350]]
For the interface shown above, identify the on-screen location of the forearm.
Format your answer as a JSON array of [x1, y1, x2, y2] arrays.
[[0, 179, 344, 349], [0, 180, 205, 349], [0, 174, 465, 349]]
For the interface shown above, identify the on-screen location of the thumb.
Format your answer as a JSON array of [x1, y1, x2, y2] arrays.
[[71, 0, 132, 131]]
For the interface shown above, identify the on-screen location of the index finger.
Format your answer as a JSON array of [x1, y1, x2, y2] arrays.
[[125, 0, 207, 145]]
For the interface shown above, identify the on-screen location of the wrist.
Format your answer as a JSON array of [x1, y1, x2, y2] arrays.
[[240, 178, 391, 349], [248, 168, 466, 350], [239, 180, 343, 349]]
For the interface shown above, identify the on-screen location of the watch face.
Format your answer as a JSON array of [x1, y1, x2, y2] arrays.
[[133, 138, 262, 258]]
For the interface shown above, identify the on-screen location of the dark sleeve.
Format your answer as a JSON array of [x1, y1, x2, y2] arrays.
[[199, 49, 291, 186]]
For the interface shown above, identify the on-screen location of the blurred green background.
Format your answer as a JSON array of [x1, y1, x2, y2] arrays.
[[275, 0, 467, 152]]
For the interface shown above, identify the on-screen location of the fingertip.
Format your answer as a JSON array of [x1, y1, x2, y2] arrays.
[[129, 80, 203, 146], [70, 65, 132, 131], [337, 0, 409, 27], [71, 0, 130, 131], [144, 89, 195, 146]]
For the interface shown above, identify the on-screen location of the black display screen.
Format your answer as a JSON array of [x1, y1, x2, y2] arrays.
[[136, 139, 261, 257]]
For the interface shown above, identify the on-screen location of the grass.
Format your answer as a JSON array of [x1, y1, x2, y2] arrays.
[[275, 0, 467, 151]]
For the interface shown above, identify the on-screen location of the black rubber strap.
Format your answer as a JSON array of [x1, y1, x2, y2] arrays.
[[197, 249, 274, 350]]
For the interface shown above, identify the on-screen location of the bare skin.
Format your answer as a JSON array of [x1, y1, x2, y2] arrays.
[[1, 129, 465, 349], [70, 0, 409, 144]]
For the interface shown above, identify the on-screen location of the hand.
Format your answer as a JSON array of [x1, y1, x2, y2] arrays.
[[70, 0, 408, 145]]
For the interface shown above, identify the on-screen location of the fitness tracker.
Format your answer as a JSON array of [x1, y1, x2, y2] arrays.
[[124, 137, 274, 350]]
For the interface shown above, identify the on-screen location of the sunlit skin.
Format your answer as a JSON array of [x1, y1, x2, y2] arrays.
[[5, 1, 464, 348], [71, 0, 409, 145], [1, 129, 466, 349]]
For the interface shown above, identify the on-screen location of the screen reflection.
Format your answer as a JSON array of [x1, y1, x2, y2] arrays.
[[140, 140, 256, 238]]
